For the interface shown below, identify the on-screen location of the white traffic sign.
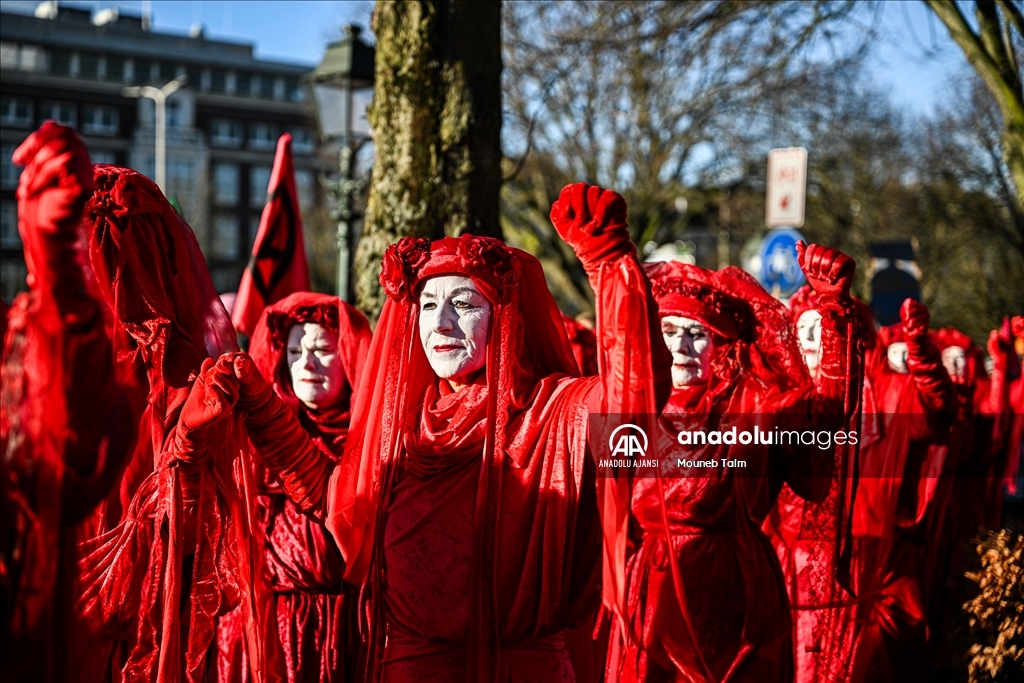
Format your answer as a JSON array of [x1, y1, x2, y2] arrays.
[[766, 147, 807, 228]]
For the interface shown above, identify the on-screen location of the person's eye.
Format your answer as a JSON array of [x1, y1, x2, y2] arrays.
[[453, 300, 473, 310], [314, 347, 333, 355], [287, 347, 301, 355], [422, 302, 436, 311]]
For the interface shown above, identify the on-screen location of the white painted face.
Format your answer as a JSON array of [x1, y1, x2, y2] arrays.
[[796, 309, 823, 376], [418, 275, 491, 385], [941, 345, 967, 380], [661, 315, 713, 388], [287, 323, 347, 409], [887, 342, 909, 374]]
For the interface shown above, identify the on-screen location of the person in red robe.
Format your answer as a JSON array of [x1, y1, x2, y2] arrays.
[[763, 284, 875, 683], [849, 299, 953, 683], [214, 182, 671, 682], [562, 313, 598, 377], [217, 292, 371, 683], [72, 164, 256, 683], [610, 244, 859, 683], [923, 325, 1016, 675], [1, 123, 136, 683]]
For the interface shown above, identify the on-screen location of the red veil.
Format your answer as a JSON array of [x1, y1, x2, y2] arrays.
[[327, 233, 666, 680], [74, 166, 253, 683]]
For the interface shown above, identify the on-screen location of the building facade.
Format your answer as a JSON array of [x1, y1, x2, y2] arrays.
[[1, 2, 331, 298]]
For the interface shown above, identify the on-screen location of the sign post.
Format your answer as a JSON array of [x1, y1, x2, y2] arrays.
[[766, 147, 807, 228]]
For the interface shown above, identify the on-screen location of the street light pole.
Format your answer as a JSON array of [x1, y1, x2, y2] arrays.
[[307, 24, 375, 303], [123, 76, 188, 195]]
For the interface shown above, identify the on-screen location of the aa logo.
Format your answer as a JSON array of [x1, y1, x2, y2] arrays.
[[609, 424, 648, 458]]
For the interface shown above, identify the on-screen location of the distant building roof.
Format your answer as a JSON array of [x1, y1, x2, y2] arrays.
[[0, 2, 311, 75]]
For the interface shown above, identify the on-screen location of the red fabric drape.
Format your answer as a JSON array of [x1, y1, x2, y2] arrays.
[[218, 292, 370, 683], [73, 165, 256, 683], [233, 134, 311, 337], [1, 123, 135, 683]]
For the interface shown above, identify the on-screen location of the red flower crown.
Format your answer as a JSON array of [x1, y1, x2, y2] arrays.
[[651, 279, 754, 341], [379, 235, 520, 304]]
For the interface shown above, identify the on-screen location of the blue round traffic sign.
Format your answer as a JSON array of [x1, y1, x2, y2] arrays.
[[757, 227, 806, 297]]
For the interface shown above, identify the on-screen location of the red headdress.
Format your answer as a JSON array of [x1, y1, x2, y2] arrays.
[[248, 292, 371, 450]]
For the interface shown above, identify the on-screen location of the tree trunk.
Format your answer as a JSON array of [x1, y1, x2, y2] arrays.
[[925, 0, 1024, 213], [355, 0, 503, 320]]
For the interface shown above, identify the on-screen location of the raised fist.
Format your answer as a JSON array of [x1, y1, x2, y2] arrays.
[[796, 241, 854, 300], [13, 122, 93, 237], [549, 182, 632, 268], [173, 356, 240, 464], [988, 319, 1014, 373], [900, 298, 930, 342]]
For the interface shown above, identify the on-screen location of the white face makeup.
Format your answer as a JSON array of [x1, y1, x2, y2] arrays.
[[887, 342, 909, 374], [796, 309, 823, 377], [941, 345, 967, 380], [287, 323, 347, 409], [418, 275, 492, 386], [661, 315, 713, 388]]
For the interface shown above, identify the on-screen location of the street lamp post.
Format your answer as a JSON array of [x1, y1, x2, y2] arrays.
[[123, 76, 188, 195], [308, 25, 375, 303]]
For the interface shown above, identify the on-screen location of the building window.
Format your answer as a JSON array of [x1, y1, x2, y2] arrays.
[[82, 105, 119, 135], [210, 119, 243, 147], [167, 100, 183, 129], [1, 97, 34, 127], [236, 71, 251, 96], [0, 258, 27, 302], [159, 60, 177, 83], [107, 54, 125, 81], [41, 101, 76, 127], [3, 44, 47, 72], [295, 169, 315, 211], [80, 51, 99, 79], [248, 123, 278, 151], [210, 68, 227, 94], [50, 48, 71, 76], [211, 215, 239, 260], [291, 127, 316, 154], [250, 166, 271, 208], [20, 45, 46, 72], [2, 145, 22, 189], [213, 163, 239, 205], [91, 150, 117, 165], [1, 202, 21, 248], [134, 59, 152, 84], [258, 75, 274, 99], [285, 78, 300, 102], [0, 42, 16, 69], [273, 77, 285, 100]]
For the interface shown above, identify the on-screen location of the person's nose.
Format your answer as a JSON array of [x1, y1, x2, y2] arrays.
[[679, 334, 696, 358], [434, 302, 457, 335], [302, 348, 318, 371]]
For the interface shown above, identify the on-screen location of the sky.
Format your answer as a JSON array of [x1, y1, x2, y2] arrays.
[[0, 0, 971, 116]]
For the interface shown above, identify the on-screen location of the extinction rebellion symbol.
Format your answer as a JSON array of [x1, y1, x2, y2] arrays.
[[609, 424, 649, 458]]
